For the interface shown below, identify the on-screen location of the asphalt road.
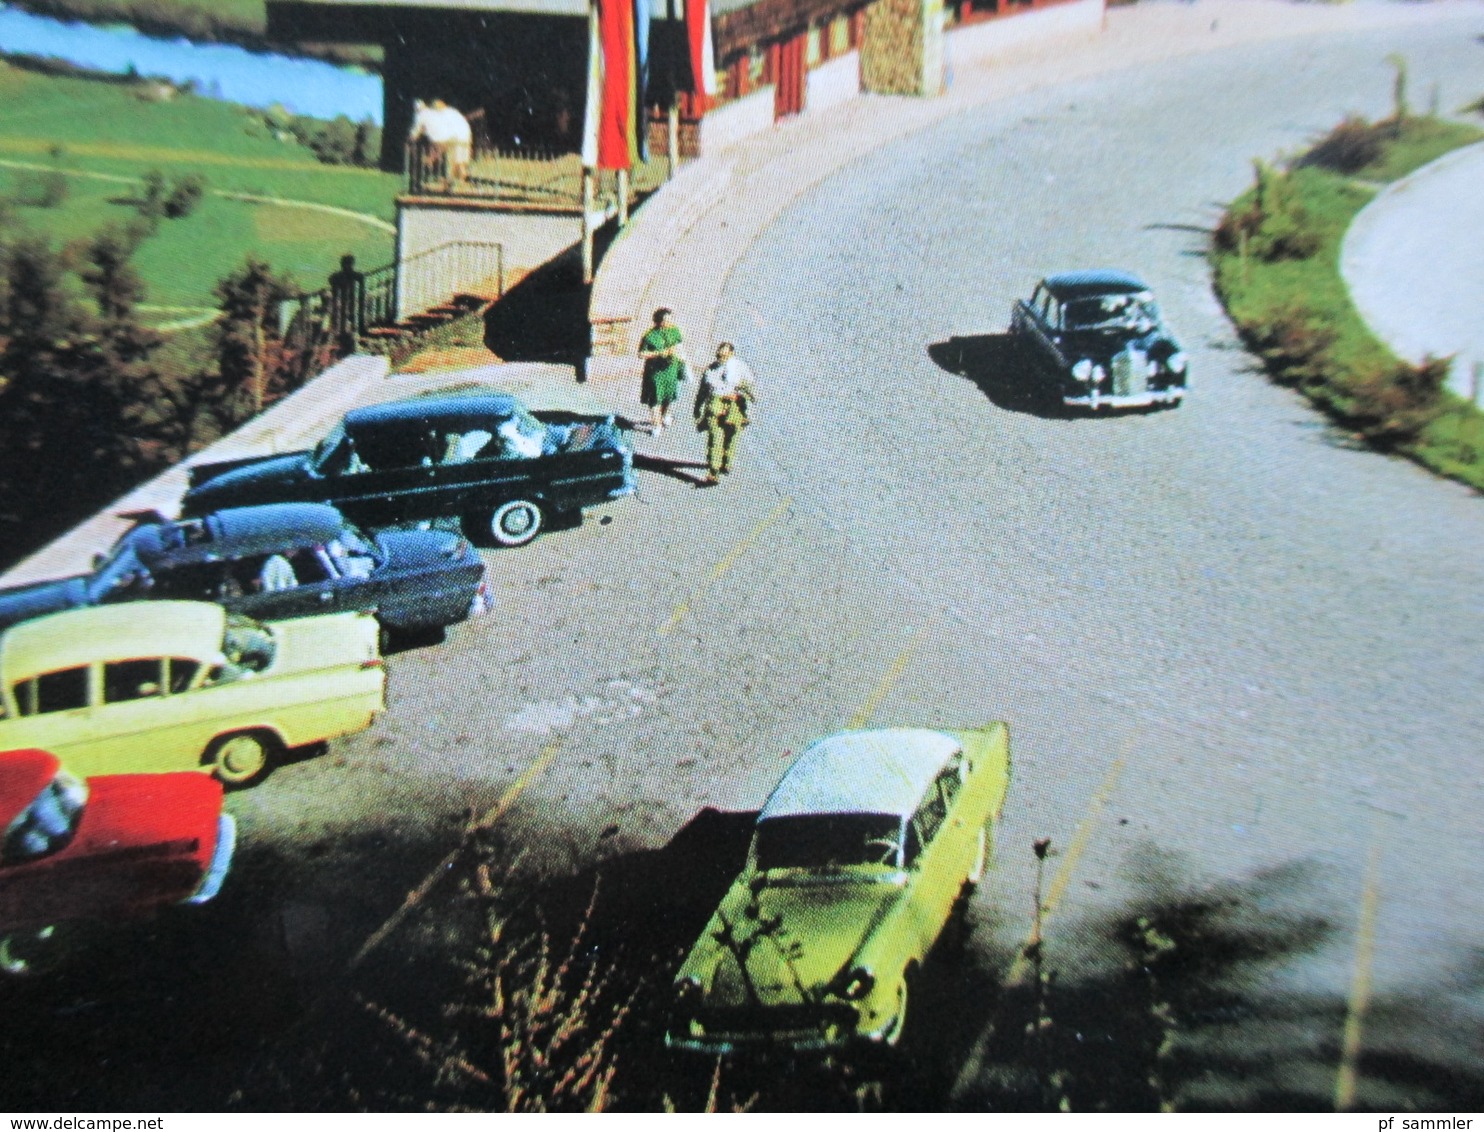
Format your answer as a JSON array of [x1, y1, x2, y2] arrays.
[[8, 11, 1483, 1114]]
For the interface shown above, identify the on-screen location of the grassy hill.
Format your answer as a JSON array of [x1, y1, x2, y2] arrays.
[[0, 59, 400, 316]]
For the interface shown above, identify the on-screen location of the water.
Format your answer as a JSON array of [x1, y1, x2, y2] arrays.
[[0, 3, 382, 123]]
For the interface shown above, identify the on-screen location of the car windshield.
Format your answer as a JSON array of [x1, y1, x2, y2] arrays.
[[2, 772, 88, 865], [1063, 292, 1159, 331], [311, 422, 351, 474], [87, 539, 152, 604], [754, 813, 904, 872]]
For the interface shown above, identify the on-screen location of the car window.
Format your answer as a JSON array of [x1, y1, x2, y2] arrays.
[[1, 772, 88, 865], [104, 658, 165, 703], [168, 658, 200, 694], [442, 429, 495, 464], [19, 667, 92, 715], [905, 788, 950, 867], [152, 562, 225, 601], [754, 813, 903, 871], [328, 536, 378, 579], [1064, 293, 1159, 331], [1038, 290, 1054, 322]]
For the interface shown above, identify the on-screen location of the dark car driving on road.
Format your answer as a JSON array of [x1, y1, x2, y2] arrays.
[[180, 392, 636, 547], [1010, 270, 1188, 411], [0, 503, 487, 642]]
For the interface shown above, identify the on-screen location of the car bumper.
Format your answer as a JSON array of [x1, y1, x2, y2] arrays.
[[185, 814, 236, 905], [1064, 386, 1185, 410]]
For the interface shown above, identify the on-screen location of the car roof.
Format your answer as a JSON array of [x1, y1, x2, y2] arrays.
[[130, 504, 347, 568], [344, 392, 524, 434], [0, 749, 61, 828], [1043, 270, 1150, 300], [758, 729, 962, 822], [0, 601, 227, 678]]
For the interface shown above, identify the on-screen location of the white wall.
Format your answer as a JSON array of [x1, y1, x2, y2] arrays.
[[806, 51, 861, 114], [698, 86, 776, 153], [947, 0, 1104, 68]]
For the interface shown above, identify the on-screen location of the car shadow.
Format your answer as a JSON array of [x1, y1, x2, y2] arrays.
[[927, 335, 1078, 420]]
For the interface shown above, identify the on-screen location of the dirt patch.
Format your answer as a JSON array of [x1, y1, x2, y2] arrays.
[[396, 345, 506, 374]]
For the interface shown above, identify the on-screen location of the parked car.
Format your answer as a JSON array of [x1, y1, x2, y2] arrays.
[[0, 747, 235, 974], [0, 503, 487, 644], [180, 392, 637, 548], [1010, 270, 1188, 410], [0, 601, 385, 787], [667, 724, 1012, 1055]]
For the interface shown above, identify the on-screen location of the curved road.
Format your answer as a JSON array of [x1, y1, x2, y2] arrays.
[[14, 6, 1483, 1113]]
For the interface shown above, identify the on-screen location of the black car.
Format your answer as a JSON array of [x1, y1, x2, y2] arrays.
[[0, 503, 487, 641], [1009, 270, 1188, 411], [181, 392, 637, 547]]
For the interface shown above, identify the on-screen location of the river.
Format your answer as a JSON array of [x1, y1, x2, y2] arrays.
[[0, 3, 382, 122]]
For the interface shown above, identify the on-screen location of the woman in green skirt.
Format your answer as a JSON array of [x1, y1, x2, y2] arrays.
[[638, 307, 686, 434]]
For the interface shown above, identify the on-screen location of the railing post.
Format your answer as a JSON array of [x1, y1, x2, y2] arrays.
[[667, 103, 679, 180], [581, 167, 595, 284]]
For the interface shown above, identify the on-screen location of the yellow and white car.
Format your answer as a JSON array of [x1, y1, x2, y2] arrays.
[[0, 601, 385, 787]]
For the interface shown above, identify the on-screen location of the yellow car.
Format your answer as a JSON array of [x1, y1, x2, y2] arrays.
[[0, 601, 385, 787], [667, 724, 1011, 1054]]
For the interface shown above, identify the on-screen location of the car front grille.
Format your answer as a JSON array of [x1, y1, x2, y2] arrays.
[[686, 1001, 860, 1044], [1111, 348, 1148, 397]]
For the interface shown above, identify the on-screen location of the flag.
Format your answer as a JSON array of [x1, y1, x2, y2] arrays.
[[684, 0, 716, 110], [633, 0, 650, 160], [581, 0, 602, 167], [596, 0, 638, 170]]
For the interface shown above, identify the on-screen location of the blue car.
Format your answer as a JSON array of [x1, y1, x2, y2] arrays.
[[0, 503, 487, 643]]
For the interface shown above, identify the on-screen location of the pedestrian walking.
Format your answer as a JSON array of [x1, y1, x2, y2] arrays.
[[638, 308, 687, 434], [693, 342, 757, 485]]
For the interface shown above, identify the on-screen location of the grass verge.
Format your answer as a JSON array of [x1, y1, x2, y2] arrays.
[[1210, 113, 1484, 491]]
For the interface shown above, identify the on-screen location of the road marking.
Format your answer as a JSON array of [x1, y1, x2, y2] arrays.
[[1334, 840, 1383, 1112], [950, 738, 1132, 1100], [347, 737, 564, 970], [846, 627, 926, 729], [658, 496, 791, 635]]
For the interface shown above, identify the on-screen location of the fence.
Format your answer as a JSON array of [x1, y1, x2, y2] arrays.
[[394, 239, 504, 322], [405, 139, 671, 209]]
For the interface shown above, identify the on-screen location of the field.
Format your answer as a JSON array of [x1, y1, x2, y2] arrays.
[[0, 58, 400, 314]]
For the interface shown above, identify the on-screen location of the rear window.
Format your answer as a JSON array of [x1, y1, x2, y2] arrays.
[[754, 813, 903, 871]]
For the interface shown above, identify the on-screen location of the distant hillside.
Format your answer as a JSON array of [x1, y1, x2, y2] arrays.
[[5, 0, 381, 67]]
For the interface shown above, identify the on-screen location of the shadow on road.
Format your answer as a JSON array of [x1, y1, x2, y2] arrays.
[[19, 815, 1483, 1113], [927, 335, 1077, 419], [634, 452, 713, 487]]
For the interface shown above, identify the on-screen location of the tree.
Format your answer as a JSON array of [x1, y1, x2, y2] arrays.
[[213, 257, 295, 420]]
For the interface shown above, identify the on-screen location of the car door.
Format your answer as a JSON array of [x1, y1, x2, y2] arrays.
[[900, 774, 965, 961], [230, 549, 341, 622], [322, 423, 434, 527]]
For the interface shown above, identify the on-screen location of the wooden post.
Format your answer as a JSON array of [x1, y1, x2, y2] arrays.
[[617, 168, 630, 226], [581, 166, 595, 284], [667, 103, 679, 179]]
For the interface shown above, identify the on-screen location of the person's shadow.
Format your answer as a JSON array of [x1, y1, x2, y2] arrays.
[[633, 451, 712, 487], [927, 334, 1076, 419]]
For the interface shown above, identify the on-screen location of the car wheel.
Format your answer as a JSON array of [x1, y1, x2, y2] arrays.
[[205, 731, 276, 788], [966, 827, 988, 887], [489, 499, 543, 547], [0, 925, 62, 977]]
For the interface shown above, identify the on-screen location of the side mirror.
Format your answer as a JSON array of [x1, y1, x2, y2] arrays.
[[92, 553, 105, 569]]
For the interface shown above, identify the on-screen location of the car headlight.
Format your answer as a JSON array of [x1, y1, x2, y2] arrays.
[[1167, 352, 1188, 374], [837, 967, 875, 1001], [1071, 359, 1094, 381]]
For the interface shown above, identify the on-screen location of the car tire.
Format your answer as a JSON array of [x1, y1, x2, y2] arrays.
[[966, 827, 988, 887], [488, 499, 543, 547], [204, 731, 277, 788], [0, 925, 62, 977]]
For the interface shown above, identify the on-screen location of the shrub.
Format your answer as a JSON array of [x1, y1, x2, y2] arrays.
[[1215, 161, 1320, 262], [1344, 354, 1449, 449], [1244, 304, 1336, 391], [1299, 115, 1389, 175], [163, 174, 206, 219]]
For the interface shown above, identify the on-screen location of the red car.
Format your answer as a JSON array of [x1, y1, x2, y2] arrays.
[[0, 749, 235, 973]]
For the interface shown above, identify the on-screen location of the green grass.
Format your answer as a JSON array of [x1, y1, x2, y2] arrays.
[[1212, 114, 1484, 492], [0, 60, 400, 308]]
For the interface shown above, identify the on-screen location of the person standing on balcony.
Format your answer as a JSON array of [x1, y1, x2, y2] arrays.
[[638, 307, 687, 434]]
